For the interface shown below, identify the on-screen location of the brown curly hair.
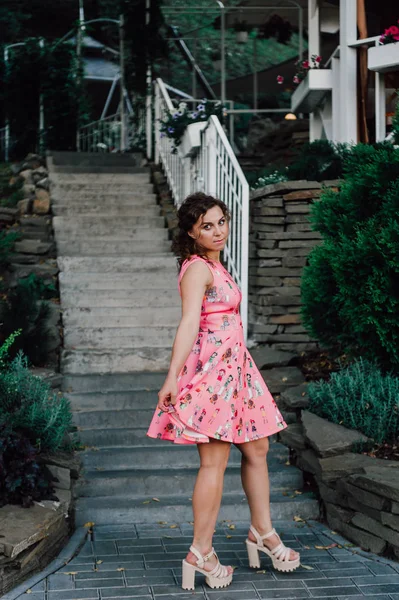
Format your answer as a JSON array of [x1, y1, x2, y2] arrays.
[[171, 192, 230, 269]]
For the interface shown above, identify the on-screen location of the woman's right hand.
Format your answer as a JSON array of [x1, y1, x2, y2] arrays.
[[157, 375, 178, 412]]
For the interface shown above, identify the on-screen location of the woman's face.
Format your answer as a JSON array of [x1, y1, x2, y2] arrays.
[[189, 205, 229, 254]]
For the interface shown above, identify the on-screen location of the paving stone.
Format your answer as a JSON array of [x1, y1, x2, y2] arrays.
[[48, 591, 99, 600], [48, 574, 75, 590], [280, 385, 309, 410], [260, 366, 305, 394], [357, 583, 399, 594], [99, 587, 150, 597], [18, 594, 45, 600], [74, 578, 124, 589]]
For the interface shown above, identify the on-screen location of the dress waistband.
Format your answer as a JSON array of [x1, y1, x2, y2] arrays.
[[200, 312, 241, 332]]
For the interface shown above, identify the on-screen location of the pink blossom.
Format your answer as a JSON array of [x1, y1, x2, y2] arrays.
[[293, 75, 300, 84], [315, 55, 322, 63], [277, 75, 284, 84], [388, 25, 399, 35], [302, 60, 309, 69]]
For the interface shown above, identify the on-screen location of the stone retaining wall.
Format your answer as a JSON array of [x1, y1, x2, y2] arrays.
[[278, 391, 399, 559], [0, 452, 81, 595], [1, 153, 61, 368], [249, 180, 339, 351]]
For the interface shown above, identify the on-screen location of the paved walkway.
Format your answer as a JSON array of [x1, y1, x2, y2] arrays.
[[17, 520, 399, 600]]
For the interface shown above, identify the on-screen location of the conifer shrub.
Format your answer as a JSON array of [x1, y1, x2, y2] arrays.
[[0, 353, 73, 453], [287, 139, 350, 181], [301, 143, 399, 370], [308, 359, 399, 444]]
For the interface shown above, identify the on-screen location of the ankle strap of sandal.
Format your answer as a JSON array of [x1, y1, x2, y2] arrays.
[[189, 545, 215, 568], [249, 525, 277, 545]]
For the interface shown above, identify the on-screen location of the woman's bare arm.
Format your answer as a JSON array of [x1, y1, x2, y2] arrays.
[[157, 261, 213, 411]]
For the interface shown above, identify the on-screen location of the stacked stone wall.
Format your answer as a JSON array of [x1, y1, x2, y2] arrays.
[[249, 180, 340, 351]]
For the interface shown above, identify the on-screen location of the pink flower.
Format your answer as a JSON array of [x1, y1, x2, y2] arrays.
[[302, 60, 309, 69], [293, 75, 300, 84], [315, 55, 322, 63], [388, 25, 399, 35], [277, 75, 284, 84]]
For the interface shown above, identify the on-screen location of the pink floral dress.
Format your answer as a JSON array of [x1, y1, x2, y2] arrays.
[[147, 255, 287, 444]]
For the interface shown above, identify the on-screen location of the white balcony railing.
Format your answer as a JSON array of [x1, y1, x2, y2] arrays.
[[78, 114, 123, 153], [154, 78, 250, 340]]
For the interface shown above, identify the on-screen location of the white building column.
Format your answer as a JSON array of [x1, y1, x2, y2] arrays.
[[331, 56, 340, 142], [339, 0, 358, 143], [308, 0, 320, 141]]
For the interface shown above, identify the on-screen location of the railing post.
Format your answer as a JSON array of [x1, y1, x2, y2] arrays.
[[154, 82, 160, 164], [241, 183, 249, 343], [207, 126, 217, 197]]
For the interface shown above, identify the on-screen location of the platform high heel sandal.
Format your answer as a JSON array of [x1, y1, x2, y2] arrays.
[[182, 546, 233, 590], [246, 525, 300, 573]]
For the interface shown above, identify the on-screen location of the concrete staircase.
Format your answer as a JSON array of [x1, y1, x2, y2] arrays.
[[52, 152, 319, 526]]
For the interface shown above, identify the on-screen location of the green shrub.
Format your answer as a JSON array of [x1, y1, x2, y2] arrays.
[[0, 353, 73, 452], [0, 330, 21, 371], [0, 424, 55, 507], [0, 230, 20, 268], [287, 139, 349, 181], [308, 359, 399, 444], [0, 273, 56, 365], [0, 163, 24, 208], [301, 143, 399, 369], [392, 91, 399, 146]]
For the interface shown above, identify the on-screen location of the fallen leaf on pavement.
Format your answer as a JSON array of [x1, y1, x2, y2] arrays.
[[84, 522, 95, 528], [301, 565, 314, 570]]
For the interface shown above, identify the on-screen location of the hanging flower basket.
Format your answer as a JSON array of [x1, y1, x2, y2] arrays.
[[291, 69, 333, 113], [180, 122, 207, 157], [368, 42, 399, 73]]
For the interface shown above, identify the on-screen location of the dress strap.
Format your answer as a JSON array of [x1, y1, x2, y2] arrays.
[[178, 255, 214, 294]]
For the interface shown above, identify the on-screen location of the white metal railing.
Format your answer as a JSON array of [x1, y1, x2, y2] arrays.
[[78, 113, 123, 152], [154, 78, 249, 340]]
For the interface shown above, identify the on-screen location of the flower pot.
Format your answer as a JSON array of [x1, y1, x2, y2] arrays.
[[180, 122, 207, 157], [291, 69, 333, 113], [236, 31, 248, 44], [368, 42, 399, 73], [213, 59, 222, 71]]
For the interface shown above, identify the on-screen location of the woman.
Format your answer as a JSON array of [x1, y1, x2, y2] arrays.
[[147, 192, 300, 591]]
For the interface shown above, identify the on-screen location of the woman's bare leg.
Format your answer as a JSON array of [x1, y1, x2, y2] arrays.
[[185, 439, 234, 573], [237, 437, 299, 561]]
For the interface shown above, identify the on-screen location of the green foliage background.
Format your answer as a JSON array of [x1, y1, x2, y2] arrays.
[[301, 143, 399, 370]]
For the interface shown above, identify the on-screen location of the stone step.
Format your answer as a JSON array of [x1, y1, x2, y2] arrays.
[[79, 444, 289, 470], [55, 230, 169, 242], [78, 426, 278, 448], [52, 195, 158, 206], [73, 408, 164, 429], [58, 255, 176, 273], [57, 239, 171, 256], [52, 166, 147, 174], [76, 464, 303, 498], [50, 151, 143, 166], [62, 373, 168, 393], [53, 184, 154, 195], [59, 271, 178, 291], [60, 289, 180, 309], [52, 173, 150, 183], [68, 390, 157, 411], [52, 204, 161, 217], [75, 492, 319, 525], [64, 326, 176, 349], [61, 348, 171, 373], [54, 216, 166, 234], [62, 306, 181, 328]]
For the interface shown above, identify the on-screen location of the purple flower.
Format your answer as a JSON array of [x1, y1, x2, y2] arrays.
[[197, 104, 205, 112], [173, 112, 179, 120], [191, 112, 198, 119], [168, 127, 175, 134], [160, 133, 165, 138]]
